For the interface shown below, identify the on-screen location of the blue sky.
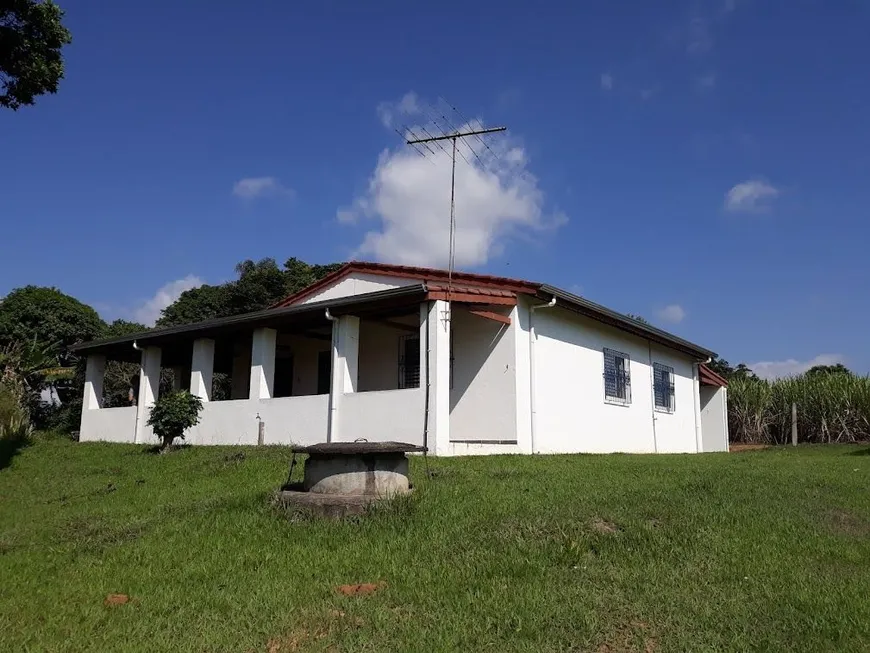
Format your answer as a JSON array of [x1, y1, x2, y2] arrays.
[[2, 0, 869, 377]]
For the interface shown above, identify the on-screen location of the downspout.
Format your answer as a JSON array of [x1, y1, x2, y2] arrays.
[[529, 296, 556, 454], [648, 341, 658, 453], [325, 309, 339, 443], [692, 356, 712, 453]]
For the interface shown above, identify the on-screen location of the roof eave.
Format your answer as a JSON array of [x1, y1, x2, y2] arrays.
[[536, 285, 716, 360], [71, 284, 429, 355]]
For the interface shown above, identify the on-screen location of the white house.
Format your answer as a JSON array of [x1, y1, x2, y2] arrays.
[[73, 262, 729, 455]]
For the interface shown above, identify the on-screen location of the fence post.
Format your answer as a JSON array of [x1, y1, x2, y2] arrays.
[[791, 402, 798, 446]]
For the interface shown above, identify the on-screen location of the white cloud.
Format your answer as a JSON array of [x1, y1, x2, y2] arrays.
[[232, 177, 292, 199], [600, 73, 614, 91], [338, 96, 565, 268], [748, 354, 846, 380], [656, 304, 686, 324], [377, 91, 422, 129], [724, 180, 780, 213], [132, 275, 204, 325]]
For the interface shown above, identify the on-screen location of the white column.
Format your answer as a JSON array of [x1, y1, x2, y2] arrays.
[[135, 346, 162, 444], [425, 300, 451, 455], [250, 327, 277, 400], [327, 315, 360, 441], [231, 338, 251, 400], [83, 355, 106, 410], [692, 363, 703, 453], [190, 338, 214, 401]]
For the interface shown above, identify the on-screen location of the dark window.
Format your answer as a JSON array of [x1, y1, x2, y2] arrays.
[[603, 348, 631, 404], [316, 350, 331, 395], [398, 335, 420, 389], [274, 355, 294, 398], [653, 362, 675, 412]]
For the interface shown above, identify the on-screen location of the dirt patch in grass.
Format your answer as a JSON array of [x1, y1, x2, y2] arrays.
[[591, 518, 621, 535], [336, 581, 387, 596], [729, 444, 770, 453], [825, 509, 870, 537], [597, 620, 658, 652], [262, 608, 366, 652]]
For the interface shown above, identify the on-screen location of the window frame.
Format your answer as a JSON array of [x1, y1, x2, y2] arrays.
[[603, 347, 632, 406], [653, 362, 676, 413], [398, 334, 421, 389]]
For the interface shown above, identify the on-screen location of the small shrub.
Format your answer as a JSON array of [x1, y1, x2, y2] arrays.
[[0, 382, 33, 442], [146, 391, 203, 452]]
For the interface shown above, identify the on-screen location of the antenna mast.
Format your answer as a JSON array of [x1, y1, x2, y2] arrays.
[[406, 125, 506, 299]]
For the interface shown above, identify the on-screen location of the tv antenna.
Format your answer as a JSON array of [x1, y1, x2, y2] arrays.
[[406, 121, 506, 300]]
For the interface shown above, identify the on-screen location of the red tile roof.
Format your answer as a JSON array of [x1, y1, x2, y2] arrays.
[[272, 261, 538, 307], [699, 364, 728, 387]]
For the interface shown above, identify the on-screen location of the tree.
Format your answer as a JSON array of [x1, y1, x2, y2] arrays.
[[146, 391, 203, 452], [805, 364, 851, 378], [0, 285, 104, 411], [1, 0, 72, 110], [156, 284, 229, 327], [157, 257, 344, 327], [283, 257, 343, 295]]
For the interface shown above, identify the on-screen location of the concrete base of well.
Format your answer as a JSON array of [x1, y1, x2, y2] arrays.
[[304, 452, 410, 496], [274, 488, 411, 519]]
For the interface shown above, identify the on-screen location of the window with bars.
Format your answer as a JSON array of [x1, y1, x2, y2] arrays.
[[398, 334, 420, 389], [603, 348, 631, 404], [653, 362, 675, 412]]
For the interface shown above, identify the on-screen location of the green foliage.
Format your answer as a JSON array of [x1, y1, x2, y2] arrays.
[[105, 319, 148, 338], [0, 382, 32, 442], [805, 363, 852, 378], [157, 257, 343, 326], [0, 286, 104, 366], [729, 372, 870, 443], [146, 391, 203, 451], [0, 0, 72, 110], [156, 284, 230, 327]]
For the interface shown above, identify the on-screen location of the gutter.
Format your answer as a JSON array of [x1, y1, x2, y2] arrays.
[[529, 296, 557, 454], [325, 309, 339, 443]]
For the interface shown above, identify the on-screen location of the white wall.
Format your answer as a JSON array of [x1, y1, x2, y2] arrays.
[[533, 305, 699, 454], [700, 386, 729, 452], [339, 389, 424, 446], [185, 395, 328, 446], [300, 272, 415, 304], [80, 406, 137, 443], [357, 319, 407, 391], [648, 345, 699, 453], [449, 306, 517, 442], [277, 333, 331, 396]]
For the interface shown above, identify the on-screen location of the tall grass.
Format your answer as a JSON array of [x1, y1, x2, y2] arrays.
[[0, 383, 33, 442], [729, 373, 870, 443]]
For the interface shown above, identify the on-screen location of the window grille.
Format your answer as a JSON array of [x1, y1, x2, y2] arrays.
[[603, 348, 631, 404], [398, 335, 420, 389], [653, 362, 675, 412]]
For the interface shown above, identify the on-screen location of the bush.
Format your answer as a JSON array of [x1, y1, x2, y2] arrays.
[[729, 373, 870, 444], [0, 383, 33, 442], [146, 391, 203, 452]]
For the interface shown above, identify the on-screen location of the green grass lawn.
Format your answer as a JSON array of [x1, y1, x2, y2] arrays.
[[1, 437, 869, 652]]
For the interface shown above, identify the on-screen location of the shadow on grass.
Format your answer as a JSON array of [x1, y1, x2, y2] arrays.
[[142, 444, 192, 455], [0, 437, 30, 471], [847, 448, 870, 456]]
